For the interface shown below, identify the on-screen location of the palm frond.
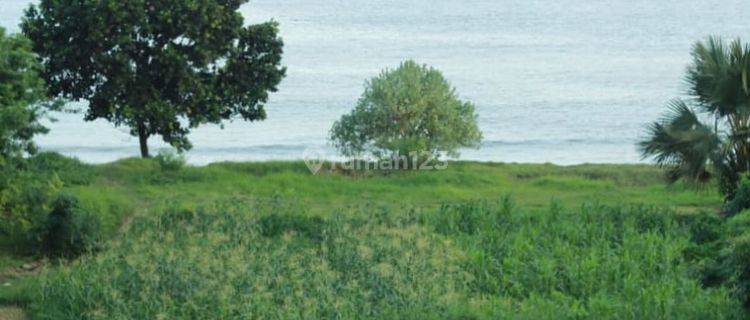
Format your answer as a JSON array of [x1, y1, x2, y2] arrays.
[[687, 36, 750, 117], [639, 99, 721, 184]]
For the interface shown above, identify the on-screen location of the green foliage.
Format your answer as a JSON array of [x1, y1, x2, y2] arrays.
[[726, 175, 750, 215], [726, 210, 750, 235], [708, 212, 750, 309], [427, 202, 743, 319], [331, 60, 481, 163], [26, 152, 95, 186], [641, 37, 750, 199], [0, 27, 62, 253], [22, 0, 286, 157], [431, 197, 513, 235], [32, 193, 101, 258], [33, 203, 474, 319], [0, 27, 53, 160], [31, 200, 745, 319], [728, 233, 750, 308], [0, 275, 41, 308], [80, 159, 721, 218], [154, 149, 186, 172], [676, 210, 750, 309], [257, 213, 326, 241], [0, 158, 739, 319], [0, 165, 62, 249]]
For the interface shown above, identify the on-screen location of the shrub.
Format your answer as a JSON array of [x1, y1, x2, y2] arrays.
[[678, 211, 750, 307], [154, 149, 186, 172], [729, 233, 750, 308], [677, 212, 724, 245], [0, 162, 62, 249], [330, 60, 481, 165], [33, 193, 101, 258], [257, 213, 326, 241], [726, 175, 750, 215]]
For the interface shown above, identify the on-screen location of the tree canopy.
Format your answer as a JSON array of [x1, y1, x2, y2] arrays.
[[22, 0, 286, 157], [330, 60, 482, 164], [0, 27, 52, 161]]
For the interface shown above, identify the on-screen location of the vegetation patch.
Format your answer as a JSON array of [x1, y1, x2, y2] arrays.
[[33, 203, 472, 319], [30, 199, 744, 319]]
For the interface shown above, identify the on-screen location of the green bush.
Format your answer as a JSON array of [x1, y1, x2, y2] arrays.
[[149, 149, 190, 184], [715, 212, 750, 309], [677, 212, 730, 288], [154, 149, 186, 172], [0, 162, 61, 250], [33, 193, 101, 258], [726, 175, 750, 215], [677, 212, 724, 245], [677, 210, 750, 309], [257, 213, 326, 241], [330, 60, 482, 164], [729, 233, 750, 308]]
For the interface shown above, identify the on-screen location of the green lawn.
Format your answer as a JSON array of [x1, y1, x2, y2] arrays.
[[0, 159, 741, 319]]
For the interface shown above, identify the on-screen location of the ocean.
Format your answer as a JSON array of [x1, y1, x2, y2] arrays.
[[1, 0, 749, 164]]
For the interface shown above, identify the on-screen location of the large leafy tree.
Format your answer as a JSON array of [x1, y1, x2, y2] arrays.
[[331, 60, 482, 164], [640, 37, 750, 199], [22, 0, 286, 157]]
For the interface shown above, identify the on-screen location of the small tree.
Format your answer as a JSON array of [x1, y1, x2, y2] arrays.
[[22, 0, 286, 157], [330, 60, 482, 166], [640, 37, 750, 200]]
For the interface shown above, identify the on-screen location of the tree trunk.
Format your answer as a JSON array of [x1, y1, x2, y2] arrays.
[[137, 124, 150, 158]]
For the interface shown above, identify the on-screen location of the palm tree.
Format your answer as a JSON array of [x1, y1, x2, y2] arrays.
[[640, 37, 750, 200]]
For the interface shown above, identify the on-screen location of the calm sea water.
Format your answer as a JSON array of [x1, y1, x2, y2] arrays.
[[2, 1, 749, 164]]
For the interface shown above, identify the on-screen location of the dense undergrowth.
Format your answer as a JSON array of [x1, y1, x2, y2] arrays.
[[31, 198, 746, 319]]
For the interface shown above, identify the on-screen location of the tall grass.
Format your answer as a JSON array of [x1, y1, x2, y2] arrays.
[[31, 198, 743, 319]]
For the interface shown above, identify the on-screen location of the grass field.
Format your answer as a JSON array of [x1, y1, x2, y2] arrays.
[[78, 159, 722, 215], [0, 159, 742, 319]]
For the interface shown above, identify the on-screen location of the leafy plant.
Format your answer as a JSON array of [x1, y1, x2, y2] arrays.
[[154, 149, 187, 173], [640, 37, 750, 199], [724, 175, 750, 215], [0, 167, 62, 249], [330, 60, 481, 166], [728, 233, 750, 309], [33, 193, 101, 258]]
